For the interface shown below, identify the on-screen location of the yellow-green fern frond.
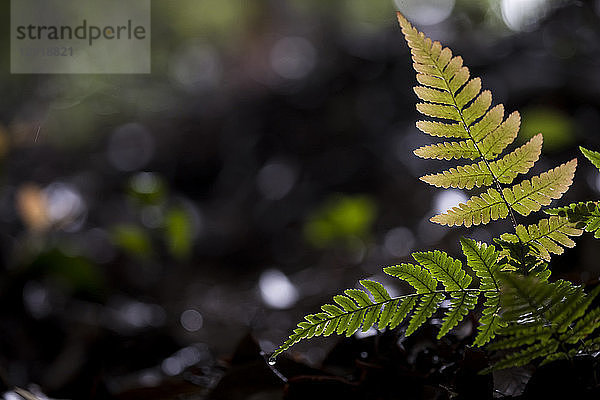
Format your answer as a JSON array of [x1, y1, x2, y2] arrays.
[[430, 188, 508, 227], [499, 215, 583, 262], [421, 134, 543, 189], [432, 159, 577, 227], [414, 139, 479, 160], [502, 159, 577, 216], [398, 12, 517, 164], [399, 12, 576, 228]]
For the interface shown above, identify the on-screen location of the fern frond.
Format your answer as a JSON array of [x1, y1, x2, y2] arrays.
[[485, 275, 600, 371], [432, 160, 577, 227], [383, 262, 445, 335], [272, 241, 505, 361], [407, 293, 445, 336], [581, 146, 600, 172], [398, 12, 519, 166], [438, 291, 479, 338], [476, 111, 521, 160], [562, 306, 600, 344], [269, 279, 395, 361], [421, 134, 542, 189], [502, 159, 577, 217], [384, 263, 438, 293], [273, 14, 598, 373], [414, 140, 479, 160], [399, 12, 577, 228], [460, 238, 500, 291], [415, 120, 467, 139], [499, 215, 583, 262], [460, 238, 505, 345], [546, 201, 600, 239], [389, 297, 418, 329], [485, 340, 560, 372], [430, 188, 508, 227], [412, 250, 471, 290], [409, 250, 478, 338], [486, 326, 552, 351]]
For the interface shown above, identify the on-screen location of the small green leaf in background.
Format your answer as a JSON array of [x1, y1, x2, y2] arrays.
[[111, 224, 154, 260], [580, 147, 600, 172], [304, 194, 376, 248], [165, 207, 193, 260], [520, 106, 575, 152]]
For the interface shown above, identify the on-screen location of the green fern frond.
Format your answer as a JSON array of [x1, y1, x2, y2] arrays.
[[272, 241, 504, 362], [407, 293, 446, 336], [438, 291, 479, 338], [563, 306, 600, 344], [398, 12, 577, 228], [383, 262, 446, 336], [386, 251, 478, 337], [546, 201, 600, 239], [412, 250, 471, 290], [580, 146, 600, 172], [484, 274, 600, 372], [485, 340, 560, 372], [384, 263, 438, 293], [486, 326, 552, 351], [414, 140, 479, 160], [460, 238, 506, 345], [502, 159, 577, 216], [498, 215, 583, 262], [269, 279, 397, 361], [431, 188, 508, 227]]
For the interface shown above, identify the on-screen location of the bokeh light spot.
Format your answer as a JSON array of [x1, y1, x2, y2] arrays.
[[434, 189, 468, 216], [180, 309, 204, 332], [394, 0, 455, 26], [270, 37, 316, 80], [501, 0, 551, 32], [259, 269, 299, 309], [257, 162, 297, 200]]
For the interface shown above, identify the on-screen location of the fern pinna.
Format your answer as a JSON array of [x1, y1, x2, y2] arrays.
[[271, 12, 600, 371]]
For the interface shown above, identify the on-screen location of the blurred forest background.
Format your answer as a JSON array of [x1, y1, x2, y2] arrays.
[[1, 0, 600, 398]]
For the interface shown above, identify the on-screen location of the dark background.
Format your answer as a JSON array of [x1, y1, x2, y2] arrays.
[[0, 0, 599, 398]]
